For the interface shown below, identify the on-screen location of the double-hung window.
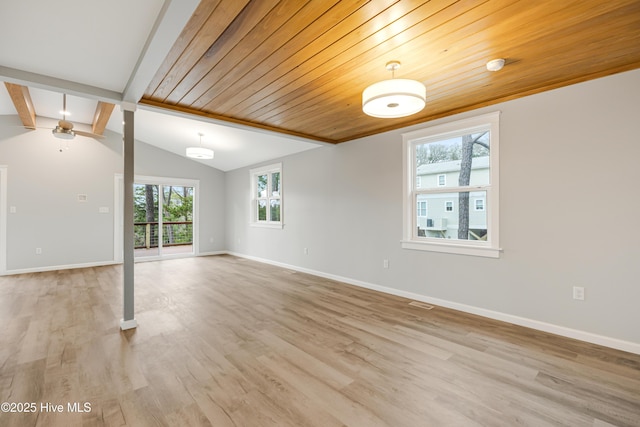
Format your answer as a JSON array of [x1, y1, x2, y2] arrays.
[[402, 112, 500, 257], [250, 163, 283, 228]]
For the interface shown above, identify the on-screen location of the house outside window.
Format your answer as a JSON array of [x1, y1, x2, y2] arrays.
[[402, 112, 500, 258], [417, 200, 427, 217], [250, 163, 283, 228], [445, 200, 454, 212]]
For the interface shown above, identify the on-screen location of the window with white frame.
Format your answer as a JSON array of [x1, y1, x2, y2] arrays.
[[402, 111, 500, 258], [250, 163, 282, 228], [445, 200, 454, 212]]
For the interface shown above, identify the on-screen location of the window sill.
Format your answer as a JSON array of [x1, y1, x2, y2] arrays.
[[250, 222, 283, 229], [401, 239, 501, 258]]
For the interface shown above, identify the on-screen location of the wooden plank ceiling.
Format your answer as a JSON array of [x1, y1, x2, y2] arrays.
[[142, 0, 640, 143]]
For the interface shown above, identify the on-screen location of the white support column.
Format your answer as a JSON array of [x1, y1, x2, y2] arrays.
[[120, 104, 137, 330]]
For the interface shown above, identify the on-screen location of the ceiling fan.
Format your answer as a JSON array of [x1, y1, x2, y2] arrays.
[[52, 94, 104, 139]]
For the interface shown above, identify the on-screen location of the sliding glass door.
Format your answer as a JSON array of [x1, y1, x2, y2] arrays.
[[133, 182, 195, 259]]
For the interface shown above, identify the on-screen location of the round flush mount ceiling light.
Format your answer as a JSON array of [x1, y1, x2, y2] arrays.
[[362, 61, 426, 118], [186, 133, 214, 159], [486, 58, 505, 72]]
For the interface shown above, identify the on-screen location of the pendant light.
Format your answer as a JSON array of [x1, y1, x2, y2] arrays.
[[362, 61, 426, 118], [186, 132, 214, 159]]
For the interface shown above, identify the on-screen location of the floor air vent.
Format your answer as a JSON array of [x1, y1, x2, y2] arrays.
[[409, 301, 434, 310]]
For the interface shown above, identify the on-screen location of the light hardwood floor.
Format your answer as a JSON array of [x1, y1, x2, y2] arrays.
[[1, 255, 639, 426]]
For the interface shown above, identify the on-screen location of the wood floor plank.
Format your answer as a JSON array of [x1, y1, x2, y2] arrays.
[[256, 352, 388, 427], [0, 255, 639, 426], [254, 329, 354, 389], [226, 349, 342, 427]]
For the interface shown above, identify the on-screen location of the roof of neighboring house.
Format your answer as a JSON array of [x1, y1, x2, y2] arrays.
[[417, 156, 490, 175]]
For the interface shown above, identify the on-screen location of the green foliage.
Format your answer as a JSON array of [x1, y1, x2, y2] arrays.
[[163, 186, 193, 221], [257, 174, 268, 197]]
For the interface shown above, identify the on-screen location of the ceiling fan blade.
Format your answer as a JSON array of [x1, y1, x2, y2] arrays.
[[74, 130, 105, 139]]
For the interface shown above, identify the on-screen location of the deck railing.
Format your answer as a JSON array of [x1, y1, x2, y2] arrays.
[[134, 221, 193, 249]]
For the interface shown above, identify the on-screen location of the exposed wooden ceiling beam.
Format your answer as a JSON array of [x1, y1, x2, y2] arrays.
[[92, 101, 115, 135], [4, 82, 36, 129]]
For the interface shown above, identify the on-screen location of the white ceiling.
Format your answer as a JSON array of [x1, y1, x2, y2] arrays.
[[0, 0, 321, 171]]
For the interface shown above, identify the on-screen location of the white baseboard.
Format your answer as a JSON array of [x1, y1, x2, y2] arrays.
[[197, 251, 227, 257], [1, 252, 225, 274], [226, 251, 640, 355], [2, 260, 120, 276]]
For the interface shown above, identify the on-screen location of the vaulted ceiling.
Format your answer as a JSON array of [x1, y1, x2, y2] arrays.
[[142, 0, 640, 143], [2, 0, 640, 160]]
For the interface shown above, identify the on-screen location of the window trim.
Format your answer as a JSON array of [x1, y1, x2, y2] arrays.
[[437, 174, 446, 186], [401, 111, 500, 258], [474, 197, 486, 212], [250, 163, 283, 229]]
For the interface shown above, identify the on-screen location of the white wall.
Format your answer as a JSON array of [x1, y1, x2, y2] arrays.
[[0, 116, 226, 273], [225, 69, 640, 351]]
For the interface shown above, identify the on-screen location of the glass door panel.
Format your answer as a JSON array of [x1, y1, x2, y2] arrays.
[[134, 184, 159, 258], [161, 185, 194, 256]]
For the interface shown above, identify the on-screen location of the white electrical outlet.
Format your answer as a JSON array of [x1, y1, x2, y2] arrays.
[[35, 248, 42, 255], [383, 259, 389, 269], [573, 286, 585, 300], [303, 248, 309, 255]]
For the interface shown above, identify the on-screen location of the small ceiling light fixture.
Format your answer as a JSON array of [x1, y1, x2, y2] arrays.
[[486, 58, 505, 72], [362, 61, 426, 118], [186, 132, 214, 159]]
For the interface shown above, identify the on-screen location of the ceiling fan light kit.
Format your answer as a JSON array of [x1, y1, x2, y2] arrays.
[[51, 94, 103, 139], [362, 61, 426, 118], [186, 133, 214, 159], [52, 126, 75, 139]]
